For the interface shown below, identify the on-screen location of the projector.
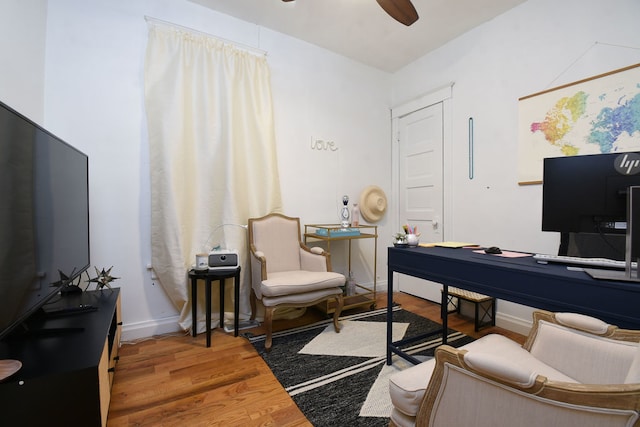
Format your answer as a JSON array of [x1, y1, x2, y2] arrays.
[[208, 250, 239, 269]]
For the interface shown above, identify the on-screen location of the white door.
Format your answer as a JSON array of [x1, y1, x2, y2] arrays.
[[397, 102, 444, 302]]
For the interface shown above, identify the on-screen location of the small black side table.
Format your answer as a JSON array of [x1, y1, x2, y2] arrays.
[[188, 266, 241, 347]]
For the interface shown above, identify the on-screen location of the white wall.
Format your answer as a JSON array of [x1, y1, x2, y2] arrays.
[[0, 0, 47, 121], [392, 0, 640, 331], [37, 0, 392, 339]]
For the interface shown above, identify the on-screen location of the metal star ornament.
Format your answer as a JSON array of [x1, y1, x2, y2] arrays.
[[88, 266, 119, 290], [51, 269, 72, 287]]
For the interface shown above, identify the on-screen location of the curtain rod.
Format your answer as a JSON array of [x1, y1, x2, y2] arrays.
[[144, 16, 267, 56]]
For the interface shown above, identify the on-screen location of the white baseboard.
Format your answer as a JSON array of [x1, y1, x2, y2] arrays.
[[120, 281, 530, 343], [495, 312, 532, 336], [121, 315, 182, 342]]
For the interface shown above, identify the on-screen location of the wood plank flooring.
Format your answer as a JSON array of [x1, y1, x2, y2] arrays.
[[106, 292, 525, 426]]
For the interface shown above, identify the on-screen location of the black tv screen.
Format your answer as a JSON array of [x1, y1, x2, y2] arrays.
[[0, 100, 90, 340], [542, 152, 640, 234]]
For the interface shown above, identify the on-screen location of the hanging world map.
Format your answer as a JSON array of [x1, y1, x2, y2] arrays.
[[518, 63, 640, 183]]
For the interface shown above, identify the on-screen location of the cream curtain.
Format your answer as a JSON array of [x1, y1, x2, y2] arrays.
[[144, 21, 282, 333]]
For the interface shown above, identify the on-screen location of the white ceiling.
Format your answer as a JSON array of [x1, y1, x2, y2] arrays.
[[189, 0, 526, 72]]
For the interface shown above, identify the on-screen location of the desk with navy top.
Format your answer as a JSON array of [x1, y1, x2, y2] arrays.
[[386, 245, 640, 365]]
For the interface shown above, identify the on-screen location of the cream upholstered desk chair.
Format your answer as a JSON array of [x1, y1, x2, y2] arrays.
[[389, 310, 640, 427], [248, 213, 345, 351]]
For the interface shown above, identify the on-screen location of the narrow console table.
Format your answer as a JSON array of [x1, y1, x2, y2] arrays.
[[0, 289, 122, 426], [189, 267, 240, 347], [387, 246, 640, 365]]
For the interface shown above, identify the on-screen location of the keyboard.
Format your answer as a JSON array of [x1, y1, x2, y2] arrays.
[[533, 254, 636, 270]]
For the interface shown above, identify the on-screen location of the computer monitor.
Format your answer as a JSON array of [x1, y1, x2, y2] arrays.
[[543, 152, 640, 235], [542, 152, 640, 280]]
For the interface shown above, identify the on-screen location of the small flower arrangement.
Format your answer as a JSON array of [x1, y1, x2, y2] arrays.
[[395, 224, 422, 247], [393, 232, 407, 244]]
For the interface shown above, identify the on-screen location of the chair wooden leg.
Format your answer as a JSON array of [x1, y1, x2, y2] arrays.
[[332, 294, 344, 333], [264, 306, 274, 352]]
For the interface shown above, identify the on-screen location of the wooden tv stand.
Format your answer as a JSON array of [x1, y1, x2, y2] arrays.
[[0, 289, 122, 426]]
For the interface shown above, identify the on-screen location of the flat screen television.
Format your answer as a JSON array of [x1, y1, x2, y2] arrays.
[[542, 152, 640, 259], [0, 100, 90, 340]]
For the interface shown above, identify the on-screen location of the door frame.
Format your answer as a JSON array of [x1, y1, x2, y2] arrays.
[[391, 84, 454, 292]]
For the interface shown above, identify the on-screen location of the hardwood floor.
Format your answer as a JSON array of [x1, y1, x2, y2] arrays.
[[106, 292, 525, 426]]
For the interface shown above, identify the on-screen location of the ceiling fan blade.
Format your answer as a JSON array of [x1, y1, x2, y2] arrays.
[[375, 0, 419, 26]]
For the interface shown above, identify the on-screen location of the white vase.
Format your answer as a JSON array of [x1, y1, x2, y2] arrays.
[[406, 234, 419, 247]]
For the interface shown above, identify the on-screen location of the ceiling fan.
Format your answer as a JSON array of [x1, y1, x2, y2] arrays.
[[281, 0, 419, 26]]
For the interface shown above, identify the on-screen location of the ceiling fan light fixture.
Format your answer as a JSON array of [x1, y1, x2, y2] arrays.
[[375, 0, 419, 26]]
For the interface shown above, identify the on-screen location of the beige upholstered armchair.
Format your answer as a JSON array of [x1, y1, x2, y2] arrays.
[[248, 213, 345, 351], [389, 310, 640, 427]]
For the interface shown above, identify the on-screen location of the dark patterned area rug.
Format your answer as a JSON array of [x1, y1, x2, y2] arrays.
[[246, 307, 473, 427]]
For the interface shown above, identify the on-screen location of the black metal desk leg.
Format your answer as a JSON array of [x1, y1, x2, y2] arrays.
[[387, 268, 394, 365], [442, 284, 448, 345], [206, 278, 212, 348], [191, 277, 198, 337]]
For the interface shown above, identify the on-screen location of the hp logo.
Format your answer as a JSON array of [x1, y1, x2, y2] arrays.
[[615, 153, 640, 175]]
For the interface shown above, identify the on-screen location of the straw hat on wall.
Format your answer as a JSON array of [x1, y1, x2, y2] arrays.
[[359, 185, 387, 223]]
